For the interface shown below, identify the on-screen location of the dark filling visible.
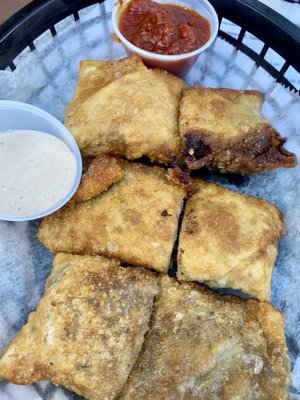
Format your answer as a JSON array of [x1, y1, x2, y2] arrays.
[[183, 133, 211, 159]]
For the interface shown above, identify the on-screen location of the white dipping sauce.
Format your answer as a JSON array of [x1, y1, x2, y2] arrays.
[[0, 130, 77, 216]]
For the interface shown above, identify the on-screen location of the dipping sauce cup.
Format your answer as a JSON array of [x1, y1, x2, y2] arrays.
[[112, 0, 219, 76], [0, 101, 82, 222]]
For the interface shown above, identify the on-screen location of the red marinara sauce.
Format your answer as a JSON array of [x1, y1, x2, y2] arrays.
[[118, 0, 211, 55]]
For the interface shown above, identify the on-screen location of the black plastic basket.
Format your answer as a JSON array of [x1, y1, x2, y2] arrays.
[[0, 0, 300, 93], [0, 2, 300, 400]]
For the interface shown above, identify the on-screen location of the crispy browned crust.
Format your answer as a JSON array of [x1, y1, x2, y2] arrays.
[[65, 55, 147, 118], [0, 253, 159, 400], [166, 165, 193, 187], [65, 67, 185, 164], [179, 86, 297, 173], [38, 163, 186, 272], [120, 276, 291, 400], [71, 155, 125, 203], [177, 179, 284, 301]]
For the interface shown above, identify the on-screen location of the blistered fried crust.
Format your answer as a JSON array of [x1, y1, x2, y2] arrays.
[[71, 155, 125, 203], [179, 87, 297, 173], [120, 276, 291, 400], [167, 165, 193, 187], [177, 179, 285, 300], [0, 253, 159, 400], [38, 163, 186, 272], [65, 55, 147, 118], [66, 68, 185, 164]]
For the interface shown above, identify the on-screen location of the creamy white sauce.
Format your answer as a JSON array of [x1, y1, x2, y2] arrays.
[[0, 130, 77, 216]]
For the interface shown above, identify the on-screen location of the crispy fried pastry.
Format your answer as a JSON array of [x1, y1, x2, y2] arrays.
[[0, 253, 159, 400], [179, 87, 297, 172], [65, 68, 185, 164], [38, 163, 186, 272], [66, 55, 147, 118], [120, 276, 291, 400], [177, 179, 285, 300], [71, 155, 125, 203]]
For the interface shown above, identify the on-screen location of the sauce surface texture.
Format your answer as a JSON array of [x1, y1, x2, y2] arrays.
[[119, 0, 210, 55], [0, 130, 77, 216]]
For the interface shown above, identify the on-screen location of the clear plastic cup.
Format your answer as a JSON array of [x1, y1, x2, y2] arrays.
[[0, 101, 82, 222], [112, 0, 219, 76]]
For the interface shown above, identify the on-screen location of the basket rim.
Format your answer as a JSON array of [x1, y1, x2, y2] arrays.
[[0, 0, 299, 91]]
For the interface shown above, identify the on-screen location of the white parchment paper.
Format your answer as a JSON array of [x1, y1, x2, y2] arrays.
[[0, 2, 300, 398]]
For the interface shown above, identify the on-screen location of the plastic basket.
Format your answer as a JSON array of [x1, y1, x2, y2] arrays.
[[0, 0, 300, 92]]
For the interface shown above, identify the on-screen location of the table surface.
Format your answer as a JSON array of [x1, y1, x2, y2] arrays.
[[0, 0, 30, 24]]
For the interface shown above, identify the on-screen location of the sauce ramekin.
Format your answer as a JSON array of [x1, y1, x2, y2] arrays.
[[0, 101, 82, 222], [112, 0, 219, 76]]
